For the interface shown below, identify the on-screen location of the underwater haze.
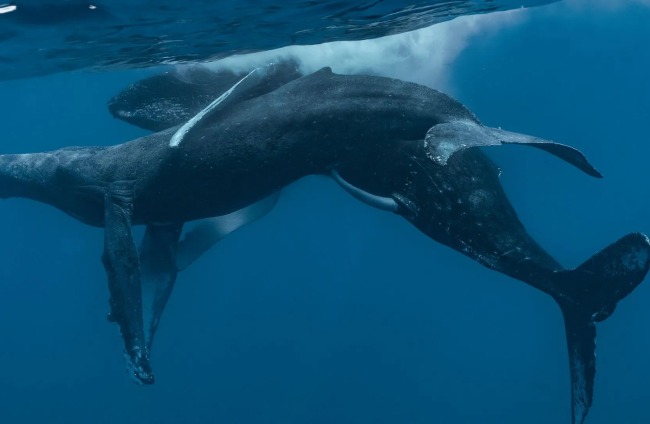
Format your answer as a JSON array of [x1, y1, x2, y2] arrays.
[[0, 1, 650, 424]]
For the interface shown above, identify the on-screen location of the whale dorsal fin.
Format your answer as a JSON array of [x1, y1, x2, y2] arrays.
[[169, 63, 284, 147], [424, 120, 602, 178]]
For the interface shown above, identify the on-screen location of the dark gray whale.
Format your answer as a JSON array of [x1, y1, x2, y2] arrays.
[[108, 60, 303, 132], [1, 67, 647, 424]]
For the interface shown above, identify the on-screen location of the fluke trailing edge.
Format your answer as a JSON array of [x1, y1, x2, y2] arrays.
[[2, 65, 647, 424]]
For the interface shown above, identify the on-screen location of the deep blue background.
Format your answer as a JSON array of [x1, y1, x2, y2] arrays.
[[0, 2, 649, 423]]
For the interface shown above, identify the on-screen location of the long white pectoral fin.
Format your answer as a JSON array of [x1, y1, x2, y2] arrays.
[[424, 120, 602, 178], [175, 191, 281, 271], [169, 63, 287, 148]]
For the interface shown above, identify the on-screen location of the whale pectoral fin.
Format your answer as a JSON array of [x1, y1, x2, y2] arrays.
[[102, 188, 153, 385], [139, 223, 183, 352], [331, 169, 399, 212], [424, 120, 602, 178], [170, 62, 298, 147], [175, 191, 281, 271]]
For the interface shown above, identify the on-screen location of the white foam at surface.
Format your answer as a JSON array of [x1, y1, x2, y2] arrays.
[[200, 10, 528, 92]]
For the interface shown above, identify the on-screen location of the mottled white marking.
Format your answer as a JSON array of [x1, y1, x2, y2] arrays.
[[169, 66, 268, 147], [622, 246, 650, 272], [331, 169, 398, 212]]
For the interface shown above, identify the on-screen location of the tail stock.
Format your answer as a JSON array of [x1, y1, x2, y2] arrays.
[[553, 232, 650, 424]]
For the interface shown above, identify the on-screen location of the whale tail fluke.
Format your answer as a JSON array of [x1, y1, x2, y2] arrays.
[[553, 232, 650, 424]]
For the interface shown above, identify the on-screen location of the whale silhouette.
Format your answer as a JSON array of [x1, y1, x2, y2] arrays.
[[1, 66, 647, 424]]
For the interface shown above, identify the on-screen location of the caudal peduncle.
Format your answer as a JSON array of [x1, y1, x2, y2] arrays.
[[0, 153, 59, 202]]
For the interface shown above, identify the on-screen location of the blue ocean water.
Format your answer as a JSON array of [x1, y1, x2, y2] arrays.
[[0, 2, 649, 424], [0, 0, 557, 80]]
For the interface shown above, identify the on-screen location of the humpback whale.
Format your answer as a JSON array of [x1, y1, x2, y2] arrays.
[[1, 66, 647, 424]]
